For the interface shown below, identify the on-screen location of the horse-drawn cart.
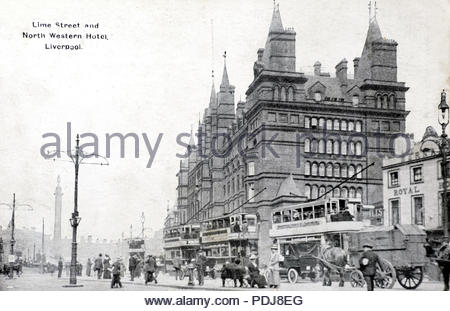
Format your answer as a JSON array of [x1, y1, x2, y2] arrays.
[[348, 224, 427, 290]]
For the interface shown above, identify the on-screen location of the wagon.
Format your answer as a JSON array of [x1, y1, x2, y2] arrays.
[[348, 224, 427, 290]]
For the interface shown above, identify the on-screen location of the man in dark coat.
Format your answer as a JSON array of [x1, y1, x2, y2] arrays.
[[129, 254, 138, 281], [57, 258, 63, 278], [94, 253, 103, 279], [144, 255, 157, 285], [111, 257, 123, 288], [437, 238, 450, 291], [195, 249, 207, 286], [172, 256, 182, 281], [358, 243, 381, 291]]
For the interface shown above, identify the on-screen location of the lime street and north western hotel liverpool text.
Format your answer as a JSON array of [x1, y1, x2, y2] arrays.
[[23, 22, 109, 50]]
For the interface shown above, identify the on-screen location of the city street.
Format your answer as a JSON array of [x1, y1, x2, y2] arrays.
[[0, 267, 444, 291]]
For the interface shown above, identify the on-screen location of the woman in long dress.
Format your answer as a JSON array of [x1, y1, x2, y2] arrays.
[[268, 246, 281, 289]]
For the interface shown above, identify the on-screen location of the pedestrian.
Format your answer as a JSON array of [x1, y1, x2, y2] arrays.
[[57, 257, 63, 278], [128, 254, 138, 281], [94, 253, 103, 279], [195, 249, 207, 286], [144, 255, 157, 285], [86, 258, 92, 277], [103, 254, 111, 279], [119, 257, 126, 278], [358, 243, 381, 291], [246, 254, 266, 288], [111, 257, 123, 288], [437, 237, 450, 291], [268, 245, 281, 289], [172, 256, 182, 280]]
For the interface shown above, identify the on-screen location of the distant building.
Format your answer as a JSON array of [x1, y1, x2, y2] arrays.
[[382, 126, 450, 239]]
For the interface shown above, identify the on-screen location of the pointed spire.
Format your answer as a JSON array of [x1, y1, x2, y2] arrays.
[[209, 70, 217, 108], [189, 124, 195, 147], [269, 3, 283, 33], [220, 51, 230, 90], [57, 175, 61, 186]]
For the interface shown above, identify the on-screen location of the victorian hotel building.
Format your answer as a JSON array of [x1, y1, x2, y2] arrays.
[[163, 5, 409, 265]]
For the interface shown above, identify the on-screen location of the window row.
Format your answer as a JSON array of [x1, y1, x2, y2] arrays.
[[305, 162, 363, 179], [267, 112, 300, 124], [304, 139, 364, 155], [304, 184, 363, 200], [376, 93, 397, 110], [273, 85, 295, 102], [305, 117, 363, 132]]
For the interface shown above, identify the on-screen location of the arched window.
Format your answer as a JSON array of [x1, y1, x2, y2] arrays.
[[341, 164, 348, 178], [389, 95, 396, 110], [348, 121, 355, 131], [348, 165, 355, 177], [311, 117, 318, 128], [341, 141, 347, 155], [326, 119, 333, 130], [352, 95, 359, 106], [349, 141, 355, 155], [288, 87, 294, 101], [319, 163, 326, 177], [311, 139, 318, 153], [377, 94, 382, 108], [349, 187, 356, 198], [356, 165, 363, 179], [305, 161, 311, 175], [333, 140, 340, 154], [274, 86, 279, 100], [355, 121, 362, 132], [304, 184, 311, 199], [304, 117, 310, 128], [333, 187, 341, 197], [311, 162, 318, 176], [333, 119, 340, 131], [356, 187, 363, 199], [355, 141, 362, 156], [319, 140, 325, 153], [280, 87, 287, 101], [326, 140, 333, 154], [341, 120, 347, 131], [319, 186, 326, 197], [326, 185, 333, 198], [334, 163, 341, 177], [311, 185, 318, 199], [383, 94, 388, 109], [319, 118, 326, 129], [342, 187, 348, 198], [314, 92, 322, 102], [326, 163, 333, 177], [304, 138, 311, 153]]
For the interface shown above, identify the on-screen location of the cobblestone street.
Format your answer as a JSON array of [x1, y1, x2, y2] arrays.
[[0, 267, 445, 291]]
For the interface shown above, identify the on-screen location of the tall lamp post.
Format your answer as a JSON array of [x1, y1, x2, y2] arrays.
[[47, 134, 108, 286], [438, 90, 449, 239]]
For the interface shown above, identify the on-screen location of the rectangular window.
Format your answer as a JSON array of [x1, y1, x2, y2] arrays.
[[279, 113, 288, 123], [247, 162, 255, 176], [268, 112, 277, 122], [371, 121, 379, 131], [390, 199, 400, 225], [438, 161, 450, 179], [411, 166, 423, 183], [389, 171, 399, 187], [381, 121, 390, 131], [304, 117, 310, 128], [290, 114, 299, 124], [413, 196, 424, 225], [392, 121, 400, 132]]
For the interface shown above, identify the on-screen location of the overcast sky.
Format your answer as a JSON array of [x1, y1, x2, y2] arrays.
[[0, 0, 448, 240]]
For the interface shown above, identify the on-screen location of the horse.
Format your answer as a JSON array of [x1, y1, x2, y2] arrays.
[[321, 246, 348, 287]]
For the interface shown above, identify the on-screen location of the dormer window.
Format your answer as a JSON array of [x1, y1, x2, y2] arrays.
[[314, 92, 322, 102], [352, 95, 359, 106]]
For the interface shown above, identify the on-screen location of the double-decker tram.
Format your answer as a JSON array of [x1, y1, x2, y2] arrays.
[[200, 213, 258, 265], [163, 224, 200, 265]]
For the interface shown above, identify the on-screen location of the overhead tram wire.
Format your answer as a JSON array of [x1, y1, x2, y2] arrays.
[[289, 162, 375, 204]]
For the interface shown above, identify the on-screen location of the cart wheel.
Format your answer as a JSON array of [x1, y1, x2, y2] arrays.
[[350, 270, 365, 288], [375, 259, 396, 289], [287, 268, 299, 284], [396, 267, 423, 290]]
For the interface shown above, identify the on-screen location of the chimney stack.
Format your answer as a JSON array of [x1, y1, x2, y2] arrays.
[[313, 61, 321, 76]]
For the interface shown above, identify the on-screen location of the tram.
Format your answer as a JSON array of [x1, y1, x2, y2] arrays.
[[163, 224, 201, 265]]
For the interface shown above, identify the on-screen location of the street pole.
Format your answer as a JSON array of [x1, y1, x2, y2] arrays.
[[33, 243, 35, 262], [9, 193, 15, 279], [441, 127, 448, 239], [69, 134, 81, 285], [40, 218, 44, 273]]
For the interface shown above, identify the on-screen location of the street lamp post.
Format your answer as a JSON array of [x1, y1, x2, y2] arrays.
[[438, 90, 449, 239], [9, 193, 15, 279]]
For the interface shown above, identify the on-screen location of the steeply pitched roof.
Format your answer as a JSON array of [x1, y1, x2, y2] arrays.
[[276, 173, 301, 197], [304, 74, 355, 99], [355, 18, 383, 81], [220, 61, 230, 90], [209, 80, 217, 108]]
